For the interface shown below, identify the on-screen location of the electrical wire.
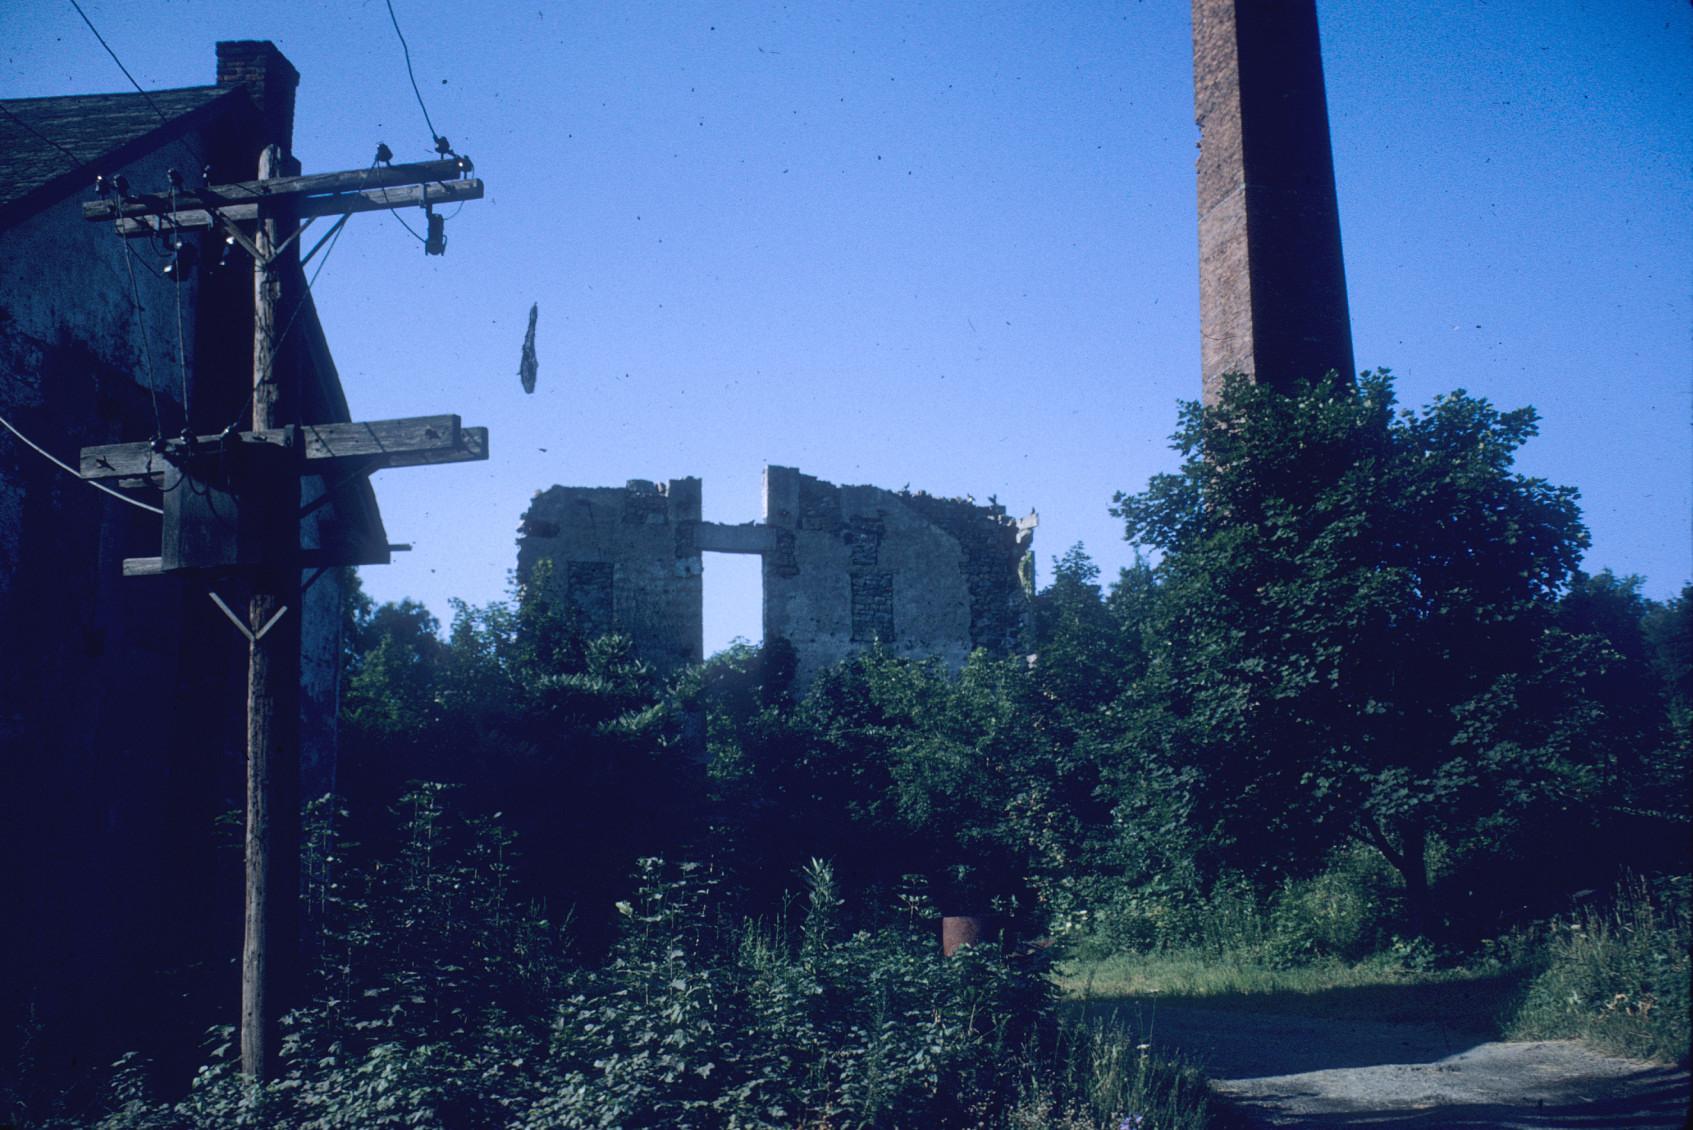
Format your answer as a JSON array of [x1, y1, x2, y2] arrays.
[[384, 0, 443, 150], [0, 102, 89, 170], [0, 411, 164, 515], [378, 184, 427, 243], [168, 185, 192, 419], [306, 212, 352, 289], [118, 238, 166, 436], [67, 0, 206, 175]]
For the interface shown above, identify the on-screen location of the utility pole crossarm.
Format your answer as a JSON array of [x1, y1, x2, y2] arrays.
[[80, 157, 473, 221], [79, 415, 489, 480], [105, 179, 483, 236]]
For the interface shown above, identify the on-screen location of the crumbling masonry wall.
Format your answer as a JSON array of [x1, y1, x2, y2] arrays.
[[763, 466, 1035, 687], [515, 468, 1034, 685], [517, 479, 704, 670]]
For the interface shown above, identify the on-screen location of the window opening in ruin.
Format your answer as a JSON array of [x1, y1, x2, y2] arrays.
[[702, 552, 763, 656]]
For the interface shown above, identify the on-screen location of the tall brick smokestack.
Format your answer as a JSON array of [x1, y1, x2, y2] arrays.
[[216, 40, 299, 157], [1193, 0, 1355, 403]]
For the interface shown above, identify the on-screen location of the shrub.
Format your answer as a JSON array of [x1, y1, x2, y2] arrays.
[[83, 794, 1222, 1129], [1265, 848, 1395, 965], [1507, 875, 1690, 1064]]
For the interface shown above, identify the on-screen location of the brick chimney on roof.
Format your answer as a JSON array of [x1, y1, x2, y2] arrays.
[[216, 40, 299, 156]]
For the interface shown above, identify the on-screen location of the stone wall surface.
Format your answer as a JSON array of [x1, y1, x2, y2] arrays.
[[763, 467, 975, 686], [517, 467, 1034, 688], [516, 478, 704, 671], [763, 466, 1034, 687]]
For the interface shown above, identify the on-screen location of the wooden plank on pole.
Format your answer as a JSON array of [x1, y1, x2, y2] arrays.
[[107, 178, 485, 236], [82, 158, 470, 221], [82, 416, 487, 479]]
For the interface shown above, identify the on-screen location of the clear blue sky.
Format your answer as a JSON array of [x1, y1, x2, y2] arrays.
[[5, 1, 1689, 654]]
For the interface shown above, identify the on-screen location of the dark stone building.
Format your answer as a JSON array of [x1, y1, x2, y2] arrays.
[[0, 42, 380, 1076]]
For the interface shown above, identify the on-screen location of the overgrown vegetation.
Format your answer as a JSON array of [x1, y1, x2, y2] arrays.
[[11, 371, 1687, 1124], [77, 792, 1217, 1129], [1508, 875, 1690, 1064]]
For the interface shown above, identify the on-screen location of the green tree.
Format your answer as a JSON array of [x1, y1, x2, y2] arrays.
[[337, 566, 697, 954], [1642, 584, 1693, 799], [1112, 371, 1600, 937]]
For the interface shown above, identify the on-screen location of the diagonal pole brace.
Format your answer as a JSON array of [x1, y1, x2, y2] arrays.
[[209, 590, 255, 642], [209, 591, 290, 642], [213, 211, 265, 264], [252, 603, 291, 641]]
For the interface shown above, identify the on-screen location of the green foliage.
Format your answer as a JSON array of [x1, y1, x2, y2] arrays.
[[1508, 876, 1691, 1065], [52, 365, 1688, 1118], [85, 791, 1217, 1130], [1264, 848, 1396, 966], [338, 565, 699, 954], [1006, 1020, 1220, 1130], [1640, 585, 1693, 807], [1073, 847, 1400, 971], [1108, 371, 1629, 936], [700, 642, 1096, 935]]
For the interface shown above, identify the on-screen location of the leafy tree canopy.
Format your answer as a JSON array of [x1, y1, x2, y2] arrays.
[[1111, 371, 1602, 935]]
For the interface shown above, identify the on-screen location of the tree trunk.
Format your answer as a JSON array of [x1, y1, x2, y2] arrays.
[[1397, 819, 1432, 941], [1359, 817, 1434, 941]]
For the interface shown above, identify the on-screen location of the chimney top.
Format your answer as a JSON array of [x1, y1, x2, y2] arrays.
[[215, 40, 299, 154]]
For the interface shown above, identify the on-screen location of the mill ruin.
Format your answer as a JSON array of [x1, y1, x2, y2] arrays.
[[516, 466, 1037, 686]]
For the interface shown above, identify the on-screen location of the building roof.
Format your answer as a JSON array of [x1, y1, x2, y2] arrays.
[[0, 44, 388, 555], [0, 86, 239, 221]]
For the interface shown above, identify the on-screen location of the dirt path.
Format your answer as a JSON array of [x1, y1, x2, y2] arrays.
[[1137, 1003, 1690, 1128]]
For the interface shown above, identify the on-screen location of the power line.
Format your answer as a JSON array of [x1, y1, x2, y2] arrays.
[[118, 237, 167, 436], [168, 185, 192, 419], [0, 101, 89, 170], [384, 0, 444, 150], [67, 0, 205, 173], [0, 411, 164, 515], [378, 183, 427, 244]]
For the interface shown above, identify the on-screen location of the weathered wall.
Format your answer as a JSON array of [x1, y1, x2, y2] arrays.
[[0, 42, 349, 1077], [516, 478, 704, 671], [514, 468, 1034, 688], [762, 466, 1035, 688], [0, 123, 250, 1078], [1193, 0, 1354, 401]]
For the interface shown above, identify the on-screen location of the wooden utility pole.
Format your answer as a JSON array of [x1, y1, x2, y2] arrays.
[[241, 142, 302, 1082], [81, 149, 488, 1081]]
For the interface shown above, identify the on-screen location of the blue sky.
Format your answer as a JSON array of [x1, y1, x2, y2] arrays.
[[4, 1, 1688, 654]]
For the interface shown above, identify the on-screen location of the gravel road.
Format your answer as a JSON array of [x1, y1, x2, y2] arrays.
[[1137, 1003, 1691, 1128]]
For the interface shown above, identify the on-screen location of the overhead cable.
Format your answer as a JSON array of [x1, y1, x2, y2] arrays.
[[384, 0, 445, 151], [0, 411, 164, 515], [67, 0, 206, 174]]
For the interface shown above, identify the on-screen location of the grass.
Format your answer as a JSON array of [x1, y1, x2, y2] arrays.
[[1505, 875, 1690, 1065], [1058, 874, 1692, 1069], [1056, 949, 1525, 1035], [1007, 1019, 1232, 1130]]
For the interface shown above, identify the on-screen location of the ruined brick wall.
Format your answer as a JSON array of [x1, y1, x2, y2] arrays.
[[1193, 0, 1354, 402], [762, 466, 1034, 687], [516, 478, 704, 671]]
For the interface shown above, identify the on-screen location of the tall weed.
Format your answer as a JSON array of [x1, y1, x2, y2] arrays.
[[78, 793, 1222, 1129], [1507, 875, 1690, 1065]]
